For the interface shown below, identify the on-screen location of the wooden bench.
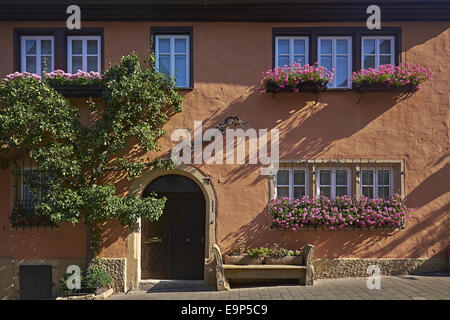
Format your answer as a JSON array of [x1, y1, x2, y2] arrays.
[[212, 244, 315, 291]]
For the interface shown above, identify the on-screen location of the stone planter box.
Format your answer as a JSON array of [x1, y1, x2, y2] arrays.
[[49, 84, 104, 97], [264, 256, 303, 265], [265, 81, 328, 94], [353, 82, 418, 93], [224, 254, 263, 265]]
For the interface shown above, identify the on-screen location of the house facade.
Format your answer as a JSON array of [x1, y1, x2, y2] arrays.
[[0, 0, 449, 299]]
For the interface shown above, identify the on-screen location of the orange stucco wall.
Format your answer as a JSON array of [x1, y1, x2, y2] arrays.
[[0, 21, 448, 261]]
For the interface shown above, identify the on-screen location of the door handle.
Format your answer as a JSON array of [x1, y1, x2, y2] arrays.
[[144, 237, 162, 244]]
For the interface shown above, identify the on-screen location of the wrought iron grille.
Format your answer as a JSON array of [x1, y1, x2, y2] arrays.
[[10, 159, 57, 229]]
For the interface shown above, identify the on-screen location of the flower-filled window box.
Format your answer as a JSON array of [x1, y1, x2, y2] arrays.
[[352, 63, 433, 93], [44, 70, 104, 97], [269, 194, 411, 231], [260, 62, 333, 94]]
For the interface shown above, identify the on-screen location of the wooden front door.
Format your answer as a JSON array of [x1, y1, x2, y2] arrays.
[[141, 175, 205, 280]]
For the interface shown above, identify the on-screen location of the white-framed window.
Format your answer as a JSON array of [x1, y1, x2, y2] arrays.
[[276, 169, 308, 198], [275, 36, 309, 67], [361, 169, 393, 199], [67, 36, 101, 73], [317, 169, 351, 199], [20, 36, 54, 75], [318, 36, 352, 89], [361, 36, 395, 69], [155, 34, 190, 88]]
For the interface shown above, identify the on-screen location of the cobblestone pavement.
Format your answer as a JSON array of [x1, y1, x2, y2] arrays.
[[109, 273, 450, 300]]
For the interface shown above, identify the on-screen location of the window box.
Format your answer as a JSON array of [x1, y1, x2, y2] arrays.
[[49, 84, 104, 97], [265, 81, 328, 94], [353, 82, 418, 93]]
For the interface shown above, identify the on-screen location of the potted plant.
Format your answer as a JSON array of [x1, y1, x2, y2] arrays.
[[352, 63, 433, 93], [264, 243, 303, 265], [260, 62, 333, 93], [224, 239, 264, 265], [44, 69, 104, 97]]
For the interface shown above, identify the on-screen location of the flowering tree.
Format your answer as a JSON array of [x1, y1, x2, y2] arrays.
[[0, 53, 183, 268], [269, 194, 411, 231]]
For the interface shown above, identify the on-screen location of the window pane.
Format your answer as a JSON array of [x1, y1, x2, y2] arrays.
[[87, 56, 98, 72], [158, 55, 170, 77], [320, 186, 331, 198], [175, 55, 187, 87], [294, 170, 305, 185], [363, 55, 375, 69], [320, 56, 332, 71], [336, 186, 348, 197], [378, 187, 390, 199], [158, 39, 170, 54], [72, 40, 82, 54], [277, 187, 289, 198], [363, 39, 375, 54], [87, 40, 98, 54], [336, 56, 348, 87], [26, 40, 36, 54], [294, 55, 305, 65], [336, 40, 348, 54], [320, 170, 331, 185], [41, 40, 51, 55], [41, 56, 51, 73], [380, 55, 392, 65], [25, 56, 36, 73], [294, 186, 305, 198], [278, 39, 289, 54], [362, 186, 374, 198], [361, 170, 373, 186], [175, 39, 186, 53], [378, 170, 390, 185], [71, 56, 82, 73], [294, 40, 305, 55], [336, 170, 347, 185], [320, 39, 332, 54], [380, 39, 391, 54], [277, 55, 290, 67], [277, 170, 289, 185]]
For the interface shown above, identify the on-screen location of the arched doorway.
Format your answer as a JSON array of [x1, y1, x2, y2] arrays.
[[141, 175, 206, 280]]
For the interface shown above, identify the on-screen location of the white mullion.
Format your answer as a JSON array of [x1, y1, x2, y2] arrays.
[[82, 38, 87, 72], [331, 169, 336, 199], [185, 37, 189, 87], [37, 39, 42, 75], [170, 37, 175, 77], [289, 169, 294, 198], [375, 38, 380, 68], [332, 39, 337, 88], [155, 36, 160, 71], [289, 38, 294, 65]]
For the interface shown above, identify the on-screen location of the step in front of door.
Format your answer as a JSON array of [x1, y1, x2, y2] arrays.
[[138, 280, 213, 292]]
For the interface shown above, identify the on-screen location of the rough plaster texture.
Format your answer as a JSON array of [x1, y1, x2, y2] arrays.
[[100, 258, 126, 293]]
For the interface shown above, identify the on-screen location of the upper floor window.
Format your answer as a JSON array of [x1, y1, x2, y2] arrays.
[[20, 36, 54, 75], [361, 36, 395, 69], [275, 36, 309, 67], [155, 34, 190, 88], [67, 36, 101, 73], [317, 168, 351, 199], [276, 169, 308, 198], [318, 36, 352, 89], [361, 169, 393, 199]]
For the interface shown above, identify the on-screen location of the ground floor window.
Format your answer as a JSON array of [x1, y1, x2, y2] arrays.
[[273, 160, 403, 200]]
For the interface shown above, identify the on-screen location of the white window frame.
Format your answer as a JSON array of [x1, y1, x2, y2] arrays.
[[20, 36, 54, 75], [360, 168, 394, 199], [275, 168, 309, 198], [155, 34, 190, 88], [67, 36, 102, 73], [318, 36, 352, 89], [361, 36, 395, 69], [275, 36, 309, 67], [317, 168, 351, 199]]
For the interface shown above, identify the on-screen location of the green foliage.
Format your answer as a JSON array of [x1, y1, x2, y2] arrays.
[[0, 51, 183, 256], [246, 244, 301, 258], [247, 247, 272, 258], [84, 258, 112, 290]]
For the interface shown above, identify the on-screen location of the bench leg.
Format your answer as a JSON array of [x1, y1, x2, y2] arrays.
[[298, 278, 306, 285], [217, 277, 230, 291]]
